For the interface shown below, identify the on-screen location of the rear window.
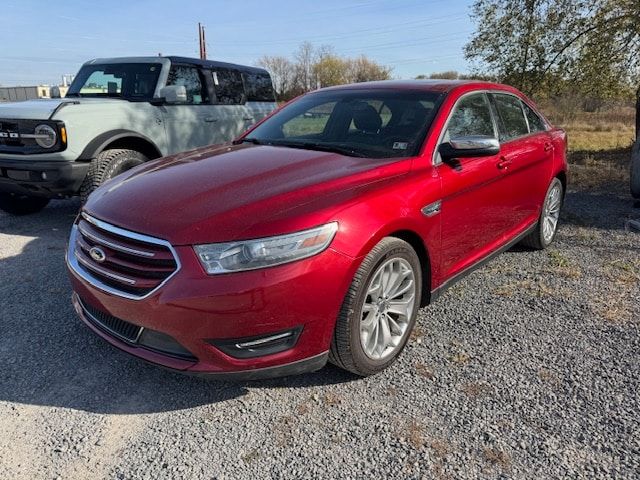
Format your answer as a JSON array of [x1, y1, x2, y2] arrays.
[[211, 68, 245, 105], [243, 72, 276, 102], [493, 94, 529, 141], [523, 102, 547, 133]]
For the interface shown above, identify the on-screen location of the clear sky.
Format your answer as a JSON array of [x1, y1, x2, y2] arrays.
[[0, 0, 476, 86]]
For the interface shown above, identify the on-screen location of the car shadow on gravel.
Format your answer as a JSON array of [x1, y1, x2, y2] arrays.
[[562, 189, 639, 231], [0, 201, 356, 415]]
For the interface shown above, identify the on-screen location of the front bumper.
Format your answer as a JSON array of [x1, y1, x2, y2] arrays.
[[0, 158, 89, 198], [67, 244, 357, 378]]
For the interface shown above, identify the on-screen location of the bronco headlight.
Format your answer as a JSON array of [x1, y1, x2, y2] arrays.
[[34, 124, 57, 148], [194, 222, 338, 274]]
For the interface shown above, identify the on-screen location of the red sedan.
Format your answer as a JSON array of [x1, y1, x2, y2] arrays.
[[66, 80, 567, 379]]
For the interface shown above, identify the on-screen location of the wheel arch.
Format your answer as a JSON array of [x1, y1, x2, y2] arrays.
[[79, 130, 162, 161], [387, 229, 432, 307], [555, 169, 567, 198]]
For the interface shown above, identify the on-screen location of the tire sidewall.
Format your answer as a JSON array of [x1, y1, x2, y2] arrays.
[[348, 242, 422, 374], [101, 152, 145, 183], [539, 177, 564, 248]]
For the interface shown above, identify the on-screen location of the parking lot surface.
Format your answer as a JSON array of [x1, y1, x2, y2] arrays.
[[0, 186, 638, 479]]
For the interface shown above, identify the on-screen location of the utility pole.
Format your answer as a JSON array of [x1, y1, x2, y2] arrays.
[[198, 23, 207, 60]]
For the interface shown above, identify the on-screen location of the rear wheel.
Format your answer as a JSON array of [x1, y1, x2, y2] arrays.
[[329, 237, 422, 376], [521, 177, 563, 250], [80, 149, 147, 203], [0, 193, 49, 215]]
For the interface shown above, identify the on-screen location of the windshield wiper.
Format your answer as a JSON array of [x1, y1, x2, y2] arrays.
[[271, 141, 368, 158], [233, 137, 265, 145]]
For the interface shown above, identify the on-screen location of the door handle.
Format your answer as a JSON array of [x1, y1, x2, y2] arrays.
[[203, 117, 218, 123], [497, 157, 512, 170], [544, 142, 553, 152]]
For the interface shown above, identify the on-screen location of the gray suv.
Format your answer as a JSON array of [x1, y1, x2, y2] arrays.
[[0, 56, 277, 214]]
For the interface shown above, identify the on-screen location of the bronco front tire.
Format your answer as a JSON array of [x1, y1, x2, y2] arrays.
[[80, 149, 147, 203], [0, 193, 50, 215]]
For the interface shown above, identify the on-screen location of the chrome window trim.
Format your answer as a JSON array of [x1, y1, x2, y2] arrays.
[[67, 213, 182, 301]]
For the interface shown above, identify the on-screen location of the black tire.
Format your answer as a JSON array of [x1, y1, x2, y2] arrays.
[[80, 149, 147, 204], [631, 140, 640, 199], [520, 177, 564, 250], [0, 193, 50, 215], [329, 237, 422, 376]]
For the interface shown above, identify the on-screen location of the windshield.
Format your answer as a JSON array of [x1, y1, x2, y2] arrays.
[[244, 89, 442, 158], [67, 63, 161, 100]]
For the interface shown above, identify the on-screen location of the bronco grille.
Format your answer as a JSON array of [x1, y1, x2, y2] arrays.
[[68, 213, 179, 299]]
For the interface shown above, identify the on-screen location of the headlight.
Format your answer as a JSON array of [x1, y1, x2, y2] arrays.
[[194, 222, 338, 274], [34, 124, 57, 148]]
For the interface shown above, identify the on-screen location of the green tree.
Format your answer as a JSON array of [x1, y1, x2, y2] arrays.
[[465, 0, 639, 101]]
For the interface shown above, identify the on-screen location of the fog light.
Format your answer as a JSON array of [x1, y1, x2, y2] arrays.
[[209, 327, 302, 359]]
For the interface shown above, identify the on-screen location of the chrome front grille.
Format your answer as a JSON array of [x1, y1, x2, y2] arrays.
[[68, 213, 180, 300]]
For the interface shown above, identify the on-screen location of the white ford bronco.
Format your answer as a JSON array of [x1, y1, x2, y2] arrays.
[[0, 56, 277, 214]]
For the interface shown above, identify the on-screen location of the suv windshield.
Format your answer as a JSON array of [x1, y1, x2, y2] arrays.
[[67, 63, 161, 100], [243, 89, 441, 158]]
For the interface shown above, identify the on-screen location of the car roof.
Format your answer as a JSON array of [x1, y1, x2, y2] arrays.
[[316, 79, 519, 95], [82, 56, 268, 75]]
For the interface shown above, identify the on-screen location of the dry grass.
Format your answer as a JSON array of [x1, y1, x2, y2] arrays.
[[483, 446, 512, 470], [460, 381, 493, 399], [415, 362, 435, 379], [493, 278, 554, 297], [545, 249, 582, 279]]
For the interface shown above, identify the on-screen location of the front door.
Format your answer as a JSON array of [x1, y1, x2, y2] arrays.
[[437, 92, 513, 280], [160, 64, 212, 154]]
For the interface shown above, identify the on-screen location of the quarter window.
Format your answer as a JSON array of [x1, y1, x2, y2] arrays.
[[243, 72, 276, 102], [212, 69, 245, 105], [166, 66, 207, 104], [445, 93, 495, 139], [493, 94, 529, 141], [523, 102, 547, 133]]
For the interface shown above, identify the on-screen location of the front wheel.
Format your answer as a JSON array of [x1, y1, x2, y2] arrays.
[[520, 177, 564, 250], [329, 237, 422, 376], [0, 193, 50, 215], [80, 149, 147, 204]]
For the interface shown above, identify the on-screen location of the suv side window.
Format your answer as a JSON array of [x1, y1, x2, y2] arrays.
[[445, 93, 495, 140], [243, 72, 276, 102], [522, 102, 547, 133], [166, 65, 208, 104], [493, 94, 529, 141], [212, 68, 245, 105]]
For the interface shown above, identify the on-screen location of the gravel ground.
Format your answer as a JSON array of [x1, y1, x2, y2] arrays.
[[0, 183, 638, 479]]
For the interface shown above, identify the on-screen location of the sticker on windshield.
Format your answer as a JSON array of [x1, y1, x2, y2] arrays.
[[392, 142, 408, 150]]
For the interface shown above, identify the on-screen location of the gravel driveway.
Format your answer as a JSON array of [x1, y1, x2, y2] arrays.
[[0, 183, 638, 479]]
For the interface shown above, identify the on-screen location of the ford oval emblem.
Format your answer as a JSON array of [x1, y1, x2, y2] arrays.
[[89, 246, 107, 263]]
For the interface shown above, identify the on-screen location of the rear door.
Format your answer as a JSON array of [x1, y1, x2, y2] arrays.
[[160, 64, 212, 153], [436, 92, 514, 280], [210, 68, 254, 140], [490, 93, 553, 234]]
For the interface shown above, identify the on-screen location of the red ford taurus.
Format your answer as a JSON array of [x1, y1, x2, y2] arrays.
[[66, 80, 567, 379]]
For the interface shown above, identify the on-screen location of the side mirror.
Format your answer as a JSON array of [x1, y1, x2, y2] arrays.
[[439, 135, 500, 161], [158, 85, 187, 104]]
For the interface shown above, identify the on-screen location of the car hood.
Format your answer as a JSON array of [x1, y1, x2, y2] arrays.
[[85, 143, 410, 245], [0, 97, 129, 120]]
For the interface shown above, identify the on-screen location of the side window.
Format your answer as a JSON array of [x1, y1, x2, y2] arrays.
[[493, 94, 529, 141], [243, 72, 276, 102], [522, 102, 547, 133], [282, 102, 336, 138], [212, 69, 245, 105], [166, 65, 207, 104], [445, 93, 495, 139]]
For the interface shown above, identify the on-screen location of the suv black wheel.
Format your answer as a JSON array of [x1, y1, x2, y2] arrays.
[[0, 193, 50, 215], [80, 149, 147, 203], [329, 237, 422, 376]]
